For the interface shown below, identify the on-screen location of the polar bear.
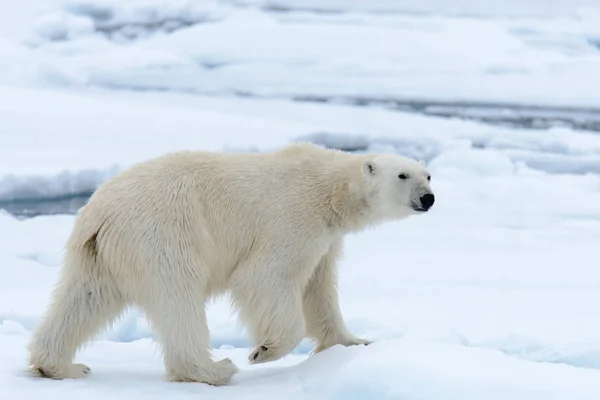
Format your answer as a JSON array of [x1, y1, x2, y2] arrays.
[[27, 142, 434, 385]]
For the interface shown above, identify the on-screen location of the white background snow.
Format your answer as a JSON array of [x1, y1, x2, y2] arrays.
[[1, 1, 600, 399]]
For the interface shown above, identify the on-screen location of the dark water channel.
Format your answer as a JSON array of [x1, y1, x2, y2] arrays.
[[1, 194, 91, 219]]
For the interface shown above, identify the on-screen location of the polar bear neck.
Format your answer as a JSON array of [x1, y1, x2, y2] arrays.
[[325, 158, 376, 233]]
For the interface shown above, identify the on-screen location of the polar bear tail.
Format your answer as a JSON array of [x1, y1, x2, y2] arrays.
[[27, 223, 125, 379]]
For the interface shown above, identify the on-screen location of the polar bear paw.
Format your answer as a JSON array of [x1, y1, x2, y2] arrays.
[[30, 363, 91, 379], [249, 345, 274, 364], [313, 335, 373, 355], [248, 332, 304, 365], [249, 342, 300, 365], [167, 358, 238, 386], [68, 363, 92, 378], [205, 358, 238, 386]]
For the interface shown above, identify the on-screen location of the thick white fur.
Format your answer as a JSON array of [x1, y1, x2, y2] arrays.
[[27, 142, 434, 385]]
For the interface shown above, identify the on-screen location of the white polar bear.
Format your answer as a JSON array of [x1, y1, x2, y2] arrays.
[[27, 142, 434, 385]]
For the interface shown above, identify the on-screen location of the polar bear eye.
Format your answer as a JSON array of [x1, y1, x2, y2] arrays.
[[398, 174, 408, 180], [427, 175, 431, 181]]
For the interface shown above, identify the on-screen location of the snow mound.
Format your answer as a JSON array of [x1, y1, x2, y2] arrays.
[[307, 341, 600, 400]]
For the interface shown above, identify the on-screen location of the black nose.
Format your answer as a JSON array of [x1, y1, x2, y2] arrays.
[[420, 193, 435, 210]]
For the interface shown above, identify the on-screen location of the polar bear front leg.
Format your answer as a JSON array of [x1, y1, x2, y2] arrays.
[[303, 241, 372, 355], [229, 262, 306, 365]]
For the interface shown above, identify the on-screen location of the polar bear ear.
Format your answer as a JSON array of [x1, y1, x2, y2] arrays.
[[363, 159, 377, 176], [418, 160, 427, 167]]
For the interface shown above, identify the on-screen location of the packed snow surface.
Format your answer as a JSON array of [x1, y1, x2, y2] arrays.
[[3, 0, 600, 104], [1, 0, 600, 399]]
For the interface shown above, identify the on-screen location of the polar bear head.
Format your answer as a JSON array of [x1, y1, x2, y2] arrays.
[[362, 153, 435, 221]]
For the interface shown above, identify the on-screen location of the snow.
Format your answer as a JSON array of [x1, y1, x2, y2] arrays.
[[2, 0, 600, 398], [7, 0, 600, 107]]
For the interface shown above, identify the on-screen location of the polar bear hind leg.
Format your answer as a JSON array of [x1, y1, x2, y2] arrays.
[[28, 236, 126, 379]]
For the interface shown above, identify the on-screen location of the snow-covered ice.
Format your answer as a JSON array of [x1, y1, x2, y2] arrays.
[[3, 0, 600, 105], [9, 0, 600, 107], [1, 0, 600, 399]]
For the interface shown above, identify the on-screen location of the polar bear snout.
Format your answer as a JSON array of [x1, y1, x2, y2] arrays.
[[417, 193, 435, 211]]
